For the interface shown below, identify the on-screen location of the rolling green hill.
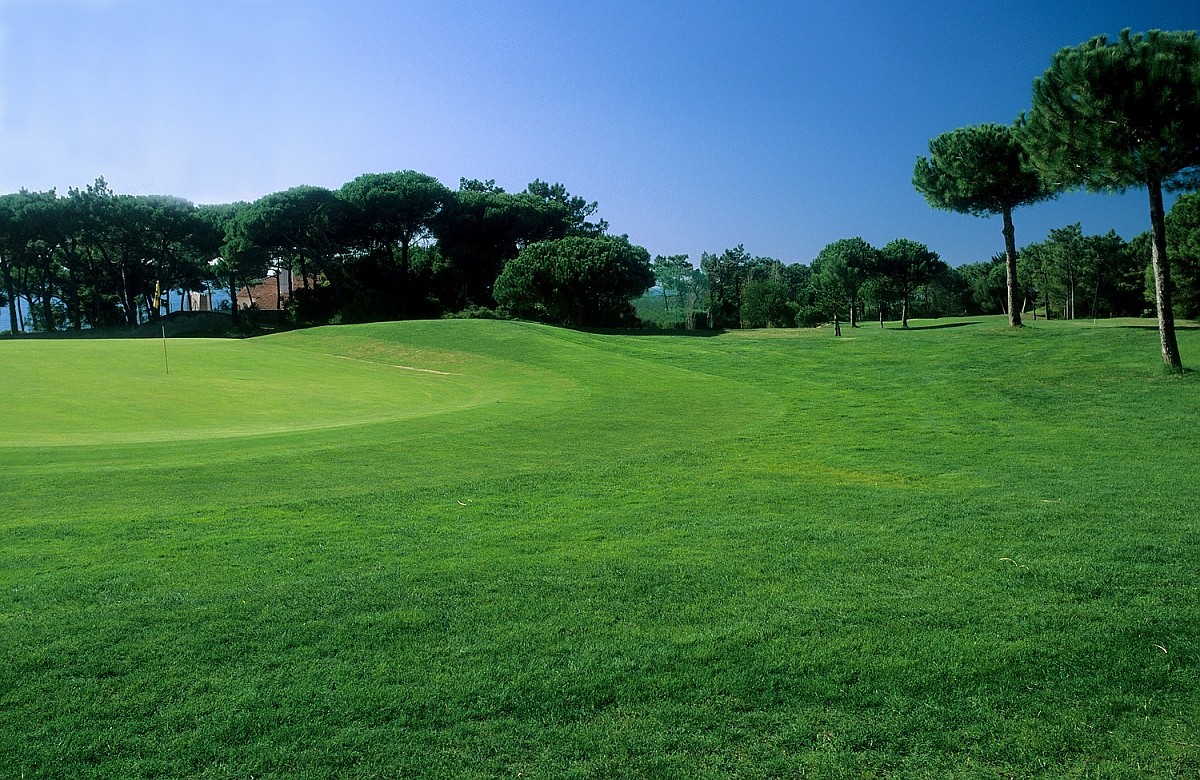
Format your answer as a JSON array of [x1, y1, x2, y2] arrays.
[[1, 317, 1198, 778]]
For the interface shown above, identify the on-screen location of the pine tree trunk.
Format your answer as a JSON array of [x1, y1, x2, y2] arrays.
[[40, 263, 54, 331], [1069, 270, 1075, 320], [3, 260, 18, 334], [121, 267, 138, 326], [229, 278, 240, 327], [1042, 270, 1051, 321], [1148, 178, 1183, 372], [1002, 207, 1022, 327]]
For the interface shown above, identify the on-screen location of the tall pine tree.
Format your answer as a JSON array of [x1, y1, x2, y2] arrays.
[[914, 124, 1051, 327], [1022, 29, 1200, 371]]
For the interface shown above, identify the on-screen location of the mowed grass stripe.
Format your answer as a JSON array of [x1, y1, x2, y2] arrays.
[[1, 317, 1198, 778]]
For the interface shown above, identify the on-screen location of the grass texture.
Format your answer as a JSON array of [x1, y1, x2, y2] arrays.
[[1, 317, 1198, 778]]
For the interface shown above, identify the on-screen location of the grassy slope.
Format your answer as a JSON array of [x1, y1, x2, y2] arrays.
[[1, 317, 1198, 778]]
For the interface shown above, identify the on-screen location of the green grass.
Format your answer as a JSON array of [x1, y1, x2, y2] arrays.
[[1, 316, 1198, 778]]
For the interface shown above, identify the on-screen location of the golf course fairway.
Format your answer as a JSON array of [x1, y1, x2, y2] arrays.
[[1, 317, 1197, 778]]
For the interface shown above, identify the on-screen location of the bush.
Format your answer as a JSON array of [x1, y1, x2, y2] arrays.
[[444, 305, 507, 320], [494, 236, 654, 327]]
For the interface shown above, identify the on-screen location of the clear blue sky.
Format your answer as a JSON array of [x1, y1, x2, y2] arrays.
[[1, 0, 1197, 268]]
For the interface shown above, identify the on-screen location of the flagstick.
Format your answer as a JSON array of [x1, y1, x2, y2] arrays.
[[162, 321, 169, 375]]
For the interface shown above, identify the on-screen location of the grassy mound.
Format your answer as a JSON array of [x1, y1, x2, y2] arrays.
[[1, 317, 1197, 778]]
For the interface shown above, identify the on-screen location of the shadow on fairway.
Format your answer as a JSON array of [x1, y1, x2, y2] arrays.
[[893, 321, 981, 331], [1115, 323, 1200, 331], [577, 327, 728, 337]]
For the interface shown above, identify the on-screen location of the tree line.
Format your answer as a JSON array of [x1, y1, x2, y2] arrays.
[[646, 194, 1200, 332], [2, 28, 1197, 365], [3, 171, 1197, 338], [0, 173, 618, 332], [650, 237, 948, 331]]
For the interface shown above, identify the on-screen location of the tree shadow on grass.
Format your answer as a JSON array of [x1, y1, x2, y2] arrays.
[[576, 326, 727, 337], [894, 321, 981, 331], [1115, 324, 1200, 331]]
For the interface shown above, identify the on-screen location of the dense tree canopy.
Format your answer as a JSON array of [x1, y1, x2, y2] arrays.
[[700, 246, 752, 329], [199, 202, 254, 326], [877, 239, 947, 328], [431, 179, 586, 310], [339, 171, 449, 315], [810, 238, 875, 327], [0, 180, 218, 330], [737, 257, 808, 329], [1165, 193, 1200, 319], [1017, 224, 1145, 321], [523, 179, 609, 238], [954, 255, 1010, 316], [494, 235, 653, 327], [0, 173, 619, 333]]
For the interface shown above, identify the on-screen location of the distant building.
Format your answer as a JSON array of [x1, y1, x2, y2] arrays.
[[237, 269, 297, 311]]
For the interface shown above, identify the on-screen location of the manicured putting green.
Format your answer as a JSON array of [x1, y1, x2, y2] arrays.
[[0, 324, 574, 446]]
